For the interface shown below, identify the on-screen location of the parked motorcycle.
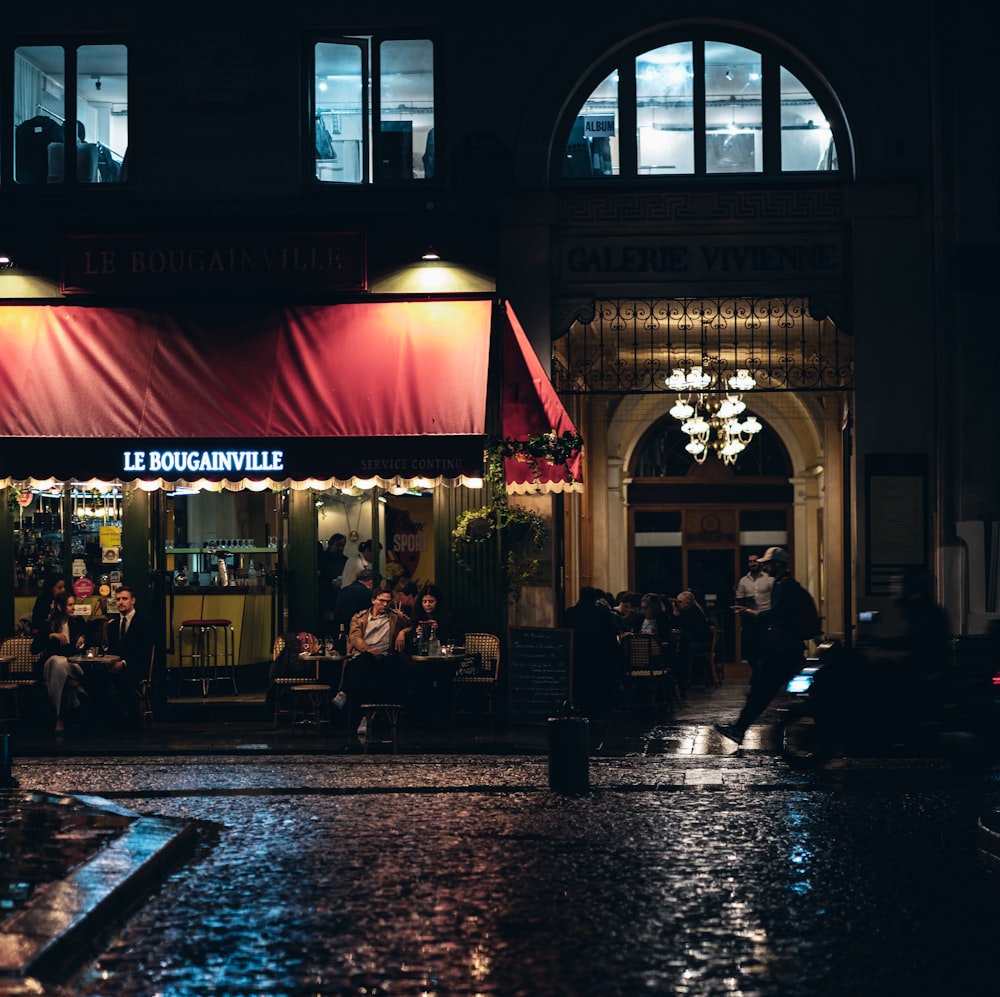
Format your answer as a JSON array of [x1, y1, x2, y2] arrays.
[[780, 629, 1000, 768]]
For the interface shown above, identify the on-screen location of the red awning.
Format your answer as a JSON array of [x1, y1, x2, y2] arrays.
[[0, 298, 581, 492], [501, 302, 582, 492]]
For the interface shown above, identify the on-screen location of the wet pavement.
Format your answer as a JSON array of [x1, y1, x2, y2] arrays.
[[4, 674, 1000, 996]]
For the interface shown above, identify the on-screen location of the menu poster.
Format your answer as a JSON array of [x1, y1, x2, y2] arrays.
[[507, 627, 574, 724]]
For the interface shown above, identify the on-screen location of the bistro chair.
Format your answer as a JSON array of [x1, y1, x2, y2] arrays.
[[138, 647, 157, 726], [271, 635, 315, 725], [451, 632, 501, 718], [619, 632, 678, 712], [692, 624, 723, 688], [0, 636, 44, 720], [270, 635, 345, 728]]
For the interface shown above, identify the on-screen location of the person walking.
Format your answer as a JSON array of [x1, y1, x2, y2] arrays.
[[716, 547, 807, 744]]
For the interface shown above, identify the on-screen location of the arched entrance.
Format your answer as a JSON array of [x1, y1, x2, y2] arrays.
[[554, 297, 851, 647]]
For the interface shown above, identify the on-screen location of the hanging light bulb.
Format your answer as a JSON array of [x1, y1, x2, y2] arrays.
[[728, 369, 756, 391], [682, 415, 710, 436], [716, 395, 746, 420], [669, 399, 695, 420]]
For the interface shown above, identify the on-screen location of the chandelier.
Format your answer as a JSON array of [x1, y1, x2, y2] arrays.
[[666, 367, 762, 465]]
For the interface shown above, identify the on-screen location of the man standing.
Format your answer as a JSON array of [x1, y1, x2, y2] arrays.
[[318, 533, 348, 636], [335, 568, 375, 637], [104, 585, 155, 730], [341, 539, 378, 589], [734, 553, 774, 673], [717, 547, 805, 745]]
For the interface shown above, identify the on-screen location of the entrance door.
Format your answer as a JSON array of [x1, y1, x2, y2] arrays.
[[684, 547, 739, 663]]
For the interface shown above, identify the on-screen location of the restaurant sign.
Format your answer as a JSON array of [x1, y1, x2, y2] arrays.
[[0, 437, 483, 484], [61, 231, 367, 294]]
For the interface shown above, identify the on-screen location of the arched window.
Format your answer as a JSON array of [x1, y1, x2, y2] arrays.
[[560, 34, 846, 180], [633, 413, 792, 478]]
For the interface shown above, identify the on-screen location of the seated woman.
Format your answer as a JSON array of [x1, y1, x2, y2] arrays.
[[403, 583, 460, 724], [34, 591, 87, 733], [628, 593, 674, 645], [407, 583, 458, 652], [671, 590, 714, 700]]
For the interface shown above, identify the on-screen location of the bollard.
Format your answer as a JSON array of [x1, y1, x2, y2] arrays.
[[547, 713, 589, 794], [1, 733, 18, 789]]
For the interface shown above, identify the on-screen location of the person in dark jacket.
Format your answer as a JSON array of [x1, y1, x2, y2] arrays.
[[671, 590, 713, 701], [103, 585, 155, 730], [563, 586, 623, 733], [716, 547, 806, 744]]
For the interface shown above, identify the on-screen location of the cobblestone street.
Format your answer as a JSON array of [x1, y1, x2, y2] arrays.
[[10, 732, 1000, 997]]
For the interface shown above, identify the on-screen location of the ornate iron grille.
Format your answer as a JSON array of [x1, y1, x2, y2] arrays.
[[552, 297, 853, 394]]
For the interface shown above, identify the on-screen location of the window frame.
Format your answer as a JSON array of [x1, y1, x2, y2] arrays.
[[2, 33, 129, 189], [309, 32, 439, 188], [555, 28, 850, 183]]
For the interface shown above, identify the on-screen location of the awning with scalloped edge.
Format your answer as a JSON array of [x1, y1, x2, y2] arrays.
[[0, 297, 581, 493]]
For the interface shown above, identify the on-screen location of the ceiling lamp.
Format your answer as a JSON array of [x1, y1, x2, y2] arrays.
[[666, 367, 762, 465]]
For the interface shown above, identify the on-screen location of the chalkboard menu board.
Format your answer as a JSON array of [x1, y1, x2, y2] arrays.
[[507, 627, 574, 724]]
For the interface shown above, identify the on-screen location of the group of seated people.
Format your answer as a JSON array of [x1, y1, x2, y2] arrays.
[[29, 575, 153, 734], [269, 579, 462, 734], [563, 586, 716, 721]]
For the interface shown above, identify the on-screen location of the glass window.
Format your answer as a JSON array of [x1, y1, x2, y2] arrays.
[[565, 69, 619, 177], [14, 46, 64, 184], [637, 43, 692, 175], [13, 42, 127, 185], [378, 39, 434, 180], [780, 66, 836, 171], [313, 37, 435, 185], [314, 41, 366, 184], [705, 42, 761, 175], [562, 35, 843, 179], [77, 44, 128, 183]]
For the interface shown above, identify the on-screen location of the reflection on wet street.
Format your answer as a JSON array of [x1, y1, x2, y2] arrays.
[[17, 745, 1000, 997]]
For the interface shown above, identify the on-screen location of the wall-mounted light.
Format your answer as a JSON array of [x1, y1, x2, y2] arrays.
[[0, 255, 14, 269]]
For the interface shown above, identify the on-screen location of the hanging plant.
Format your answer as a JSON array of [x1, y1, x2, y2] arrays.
[[492, 430, 583, 484], [451, 503, 547, 601]]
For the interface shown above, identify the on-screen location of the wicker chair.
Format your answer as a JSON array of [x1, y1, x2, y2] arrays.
[[619, 633, 678, 711], [0, 636, 44, 721], [451, 632, 501, 717]]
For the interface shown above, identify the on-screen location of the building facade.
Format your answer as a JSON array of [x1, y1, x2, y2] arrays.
[[1, 2, 996, 666]]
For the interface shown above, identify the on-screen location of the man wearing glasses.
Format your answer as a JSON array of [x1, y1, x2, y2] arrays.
[[341, 587, 412, 728]]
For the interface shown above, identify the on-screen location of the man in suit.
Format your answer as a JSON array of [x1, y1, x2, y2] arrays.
[[104, 585, 155, 730]]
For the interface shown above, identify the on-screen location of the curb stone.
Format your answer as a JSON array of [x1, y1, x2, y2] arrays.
[[0, 797, 198, 988]]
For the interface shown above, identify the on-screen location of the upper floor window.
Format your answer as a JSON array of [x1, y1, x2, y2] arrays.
[[312, 36, 434, 184], [561, 36, 843, 180], [11, 42, 127, 185]]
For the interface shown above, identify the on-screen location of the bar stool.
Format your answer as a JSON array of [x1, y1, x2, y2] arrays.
[[357, 702, 402, 753], [177, 619, 237, 695], [289, 683, 332, 732]]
